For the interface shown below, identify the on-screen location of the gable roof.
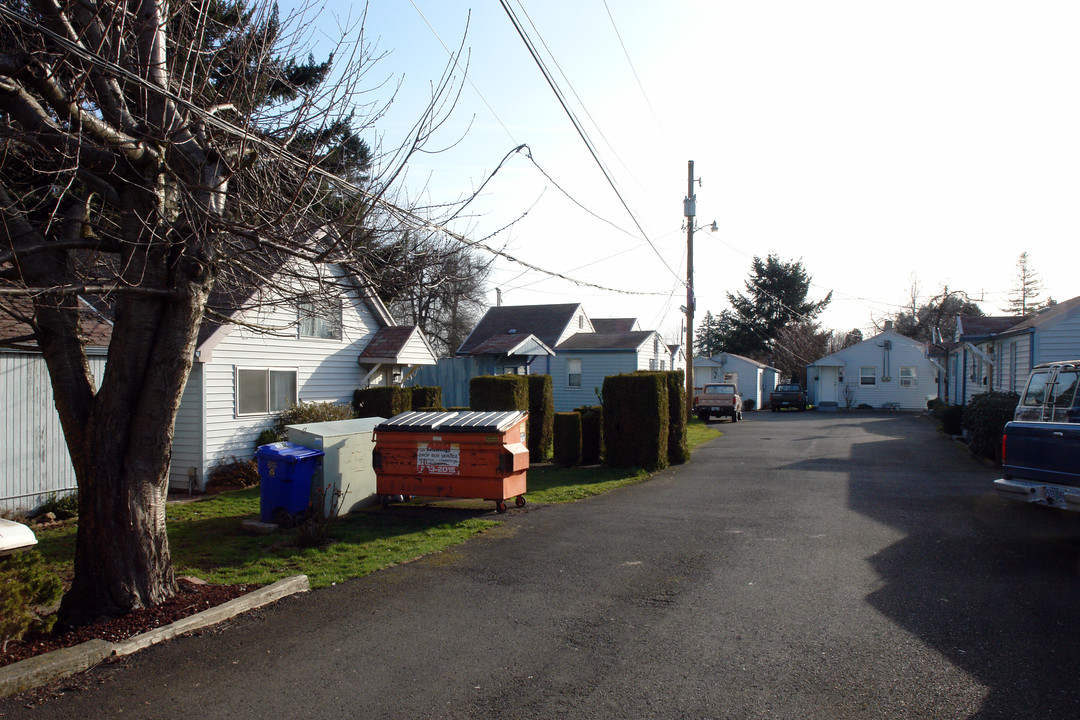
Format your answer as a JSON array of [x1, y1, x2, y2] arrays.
[[591, 318, 637, 333], [955, 315, 1020, 340], [694, 351, 776, 371], [0, 296, 112, 351], [359, 325, 437, 365], [457, 303, 582, 355], [999, 294, 1080, 334], [807, 329, 927, 367], [556, 330, 656, 351], [467, 333, 555, 357]]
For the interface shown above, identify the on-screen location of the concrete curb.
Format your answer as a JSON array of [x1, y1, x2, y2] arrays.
[[0, 575, 310, 699]]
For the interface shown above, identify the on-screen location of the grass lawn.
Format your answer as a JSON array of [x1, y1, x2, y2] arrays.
[[30, 417, 723, 591]]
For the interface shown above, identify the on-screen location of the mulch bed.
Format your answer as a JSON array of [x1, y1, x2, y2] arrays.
[[1, 580, 253, 669]]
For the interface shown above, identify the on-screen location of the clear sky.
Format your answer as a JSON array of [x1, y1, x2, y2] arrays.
[[286, 0, 1078, 343]]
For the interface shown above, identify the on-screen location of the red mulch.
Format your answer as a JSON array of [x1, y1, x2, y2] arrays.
[[1, 580, 253, 669]]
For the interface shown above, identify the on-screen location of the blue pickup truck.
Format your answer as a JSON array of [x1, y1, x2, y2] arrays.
[[993, 360, 1080, 510]]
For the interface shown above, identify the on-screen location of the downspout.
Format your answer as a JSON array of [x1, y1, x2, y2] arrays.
[[961, 348, 967, 406]]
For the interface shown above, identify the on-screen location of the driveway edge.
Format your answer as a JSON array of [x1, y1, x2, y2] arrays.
[[0, 574, 310, 699]]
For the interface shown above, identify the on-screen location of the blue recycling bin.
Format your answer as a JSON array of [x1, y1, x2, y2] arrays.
[[256, 441, 325, 525]]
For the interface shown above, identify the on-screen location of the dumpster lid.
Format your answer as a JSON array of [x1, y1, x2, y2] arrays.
[[375, 410, 527, 434], [255, 441, 326, 460]]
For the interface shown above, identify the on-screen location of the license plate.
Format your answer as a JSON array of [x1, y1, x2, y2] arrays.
[[1045, 486, 1065, 505]]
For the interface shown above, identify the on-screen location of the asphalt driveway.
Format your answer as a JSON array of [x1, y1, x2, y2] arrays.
[[4, 411, 1080, 719]]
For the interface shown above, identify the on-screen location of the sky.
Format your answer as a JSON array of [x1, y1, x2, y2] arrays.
[[283, 0, 1079, 344]]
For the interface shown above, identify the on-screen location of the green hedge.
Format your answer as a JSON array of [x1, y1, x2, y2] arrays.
[[660, 370, 688, 465], [527, 375, 554, 461], [353, 387, 412, 418], [602, 372, 668, 471], [470, 375, 530, 411], [931, 400, 964, 436], [962, 391, 1019, 462], [410, 386, 443, 411], [574, 405, 603, 464], [553, 412, 582, 467]]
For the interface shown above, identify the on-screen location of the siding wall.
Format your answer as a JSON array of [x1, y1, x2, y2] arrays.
[[807, 331, 938, 410], [170, 289, 382, 490], [549, 351, 638, 413], [1, 350, 107, 512], [1034, 310, 1080, 363]]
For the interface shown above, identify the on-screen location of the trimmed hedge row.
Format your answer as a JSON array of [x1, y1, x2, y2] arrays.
[[602, 372, 669, 471], [553, 412, 582, 467], [470, 375, 529, 411], [528, 374, 554, 462], [353, 386, 444, 418], [574, 405, 603, 464]]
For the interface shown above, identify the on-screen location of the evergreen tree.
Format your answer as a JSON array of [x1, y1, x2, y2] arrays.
[[721, 255, 831, 359], [1002, 252, 1045, 316]]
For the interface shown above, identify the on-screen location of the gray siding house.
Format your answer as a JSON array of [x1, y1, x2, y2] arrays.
[[693, 353, 780, 410]]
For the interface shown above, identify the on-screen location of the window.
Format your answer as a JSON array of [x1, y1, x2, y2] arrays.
[[899, 366, 916, 387], [298, 298, 342, 340], [649, 359, 657, 370], [237, 368, 297, 415], [860, 367, 876, 386], [567, 359, 582, 388]]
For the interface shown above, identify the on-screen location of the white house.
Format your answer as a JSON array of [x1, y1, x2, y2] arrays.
[[806, 326, 939, 410], [0, 267, 437, 509], [693, 353, 780, 410], [946, 295, 1080, 405], [169, 267, 437, 492]]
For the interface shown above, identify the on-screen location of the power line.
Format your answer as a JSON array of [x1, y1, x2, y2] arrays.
[[0, 3, 667, 298], [497, 0, 682, 286]]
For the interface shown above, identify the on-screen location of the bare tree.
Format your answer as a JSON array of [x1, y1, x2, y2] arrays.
[[772, 320, 830, 387], [0, 0, 465, 626]]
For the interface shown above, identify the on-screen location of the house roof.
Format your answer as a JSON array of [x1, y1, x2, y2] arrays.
[[591, 318, 637, 333], [694, 352, 776, 371], [457, 303, 582, 355], [556, 330, 655, 351], [467, 333, 555, 357], [1000, 294, 1080, 334], [807, 329, 927, 367], [955, 315, 1020, 340], [358, 325, 436, 365], [0, 296, 112, 351]]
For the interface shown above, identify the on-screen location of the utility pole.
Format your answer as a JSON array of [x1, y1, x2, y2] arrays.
[[684, 160, 696, 418]]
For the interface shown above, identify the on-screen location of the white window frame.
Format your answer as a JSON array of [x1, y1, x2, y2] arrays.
[[298, 298, 342, 340], [236, 367, 298, 416], [567, 358, 582, 388], [860, 367, 876, 386], [899, 366, 916, 387]]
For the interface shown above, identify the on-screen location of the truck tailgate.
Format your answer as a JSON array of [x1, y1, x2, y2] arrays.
[[1003, 421, 1080, 487]]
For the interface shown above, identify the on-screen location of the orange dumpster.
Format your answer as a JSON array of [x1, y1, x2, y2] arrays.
[[372, 410, 529, 513]]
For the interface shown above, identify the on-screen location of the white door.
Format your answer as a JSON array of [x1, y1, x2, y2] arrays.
[[819, 367, 840, 404]]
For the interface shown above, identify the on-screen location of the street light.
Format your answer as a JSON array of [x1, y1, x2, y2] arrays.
[[683, 160, 717, 417]]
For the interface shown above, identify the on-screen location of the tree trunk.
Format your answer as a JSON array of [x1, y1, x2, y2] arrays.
[[55, 251, 213, 628]]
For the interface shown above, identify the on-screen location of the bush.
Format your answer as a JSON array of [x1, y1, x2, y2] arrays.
[[470, 375, 529, 411], [656, 370, 688, 465], [602, 372, 668, 471], [0, 551, 63, 652], [962, 391, 1020, 462], [743, 398, 756, 412], [553, 412, 582, 467], [527, 375, 555, 462], [409, 386, 443, 411], [935, 404, 963, 436], [207, 457, 260, 488], [255, 428, 279, 447], [575, 405, 604, 464], [36, 491, 78, 520], [353, 387, 412, 418], [274, 400, 355, 438]]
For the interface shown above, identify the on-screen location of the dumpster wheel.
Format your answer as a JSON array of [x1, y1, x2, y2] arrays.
[[380, 494, 390, 509], [515, 495, 526, 507], [496, 500, 507, 513]]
